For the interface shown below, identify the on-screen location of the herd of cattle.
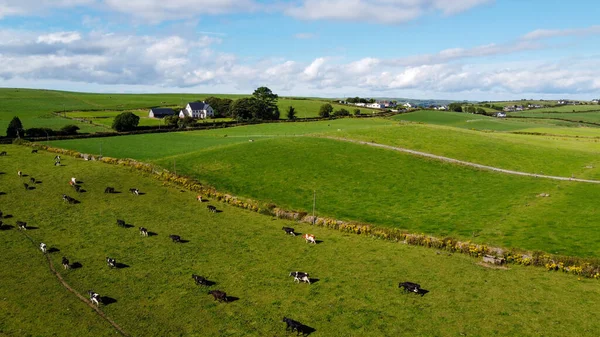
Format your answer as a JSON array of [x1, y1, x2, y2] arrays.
[[2, 149, 429, 335]]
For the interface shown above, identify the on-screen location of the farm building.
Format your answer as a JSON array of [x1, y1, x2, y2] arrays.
[[179, 101, 214, 119], [148, 108, 176, 118]]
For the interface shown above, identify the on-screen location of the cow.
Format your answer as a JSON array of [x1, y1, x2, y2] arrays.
[[116, 219, 126, 227], [207, 205, 217, 213], [289, 271, 310, 284], [31, 149, 38, 154], [23, 183, 29, 190], [54, 155, 61, 162], [129, 188, 139, 195], [62, 194, 76, 204], [139, 227, 148, 236], [16, 221, 27, 230], [73, 185, 82, 193], [40, 243, 47, 253], [282, 227, 296, 236], [106, 257, 116, 268], [196, 195, 203, 202], [71, 177, 77, 185], [17, 171, 22, 177], [283, 317, 308, 335], [302, 234, 316, 244], [104, 187, 115, 193], [169, 234, 181, 243], [208, 290, 228, 302], [192, 274, 208, 286], [29, 177, 36, 184], [54, 161, 61, 166], [0, 151, 6, 156], [399, 282, 428, 296], [88, 290, 101, 306], [62, 257, 70, 269]]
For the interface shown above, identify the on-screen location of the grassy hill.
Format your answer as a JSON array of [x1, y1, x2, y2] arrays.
[[2, 144, 600, 336]]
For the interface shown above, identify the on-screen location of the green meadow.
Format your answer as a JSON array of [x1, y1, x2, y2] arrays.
[[1, 145, 599, 337]]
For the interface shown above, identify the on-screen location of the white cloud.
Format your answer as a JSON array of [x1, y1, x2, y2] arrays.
[[521, 25, 600, 40], [303, 58, 326, 80], [285, 0, 493, 24], [0, 0, 94, 18], [37, 32, 82, 44]]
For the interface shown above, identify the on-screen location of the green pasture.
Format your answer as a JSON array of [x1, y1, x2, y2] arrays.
[[509, 111, 600, 124], [520, 105, 600, 113], [1, 145, 599, 337]]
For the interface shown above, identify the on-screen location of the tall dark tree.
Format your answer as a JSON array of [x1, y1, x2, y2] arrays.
[[6, 116, 24, 138], [204, 97, 234, 118], [448, 103, 463, 112], [230, 98, 255, 121], [286, 106, 297, 120], [112, 112, 140, 131], [252, 87, 280, 120], [319, 104, 333, 118]]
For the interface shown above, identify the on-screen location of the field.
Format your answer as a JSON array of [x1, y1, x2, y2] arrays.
[[2, 145, 600, 336], [509, 111, 600, 124], [48, 118, 600, 258], [0, 88, 361, 136]]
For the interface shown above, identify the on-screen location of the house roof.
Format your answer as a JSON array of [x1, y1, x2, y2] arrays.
[[149, 108, 175, 116], [187, 102, 210, 110]]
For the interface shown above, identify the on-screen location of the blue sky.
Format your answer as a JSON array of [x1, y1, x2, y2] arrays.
[[0, 0, 599, 100]]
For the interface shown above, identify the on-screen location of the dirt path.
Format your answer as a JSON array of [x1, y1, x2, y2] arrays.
[[326, 137, 600, 184], [19, 231, 130, 336]]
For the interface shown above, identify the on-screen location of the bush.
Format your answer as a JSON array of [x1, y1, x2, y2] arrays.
[[60, 125, 80, 135], [25, 128, 54, 137], [112, 112, 140, 131], [319, 104, 333, 118]]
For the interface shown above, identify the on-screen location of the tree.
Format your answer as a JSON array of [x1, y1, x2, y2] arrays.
[[476, 107, 486, 114], [319, 104, 333, 118], [164, 114, 180, 127], [448, 103, 463, 112], [6, 116, 24, 138], [60, 124, 80, 135], [205, 97, 234, 118], [333, 108, 350, 117], [112, 112, 140, 131], [286, 106, 297, 120], [230, 98, 255, 121], [465, 106, 476, 114], [179, 116, 196, 128], [252, 87, 280, 120], [353, 109, 361, 116]]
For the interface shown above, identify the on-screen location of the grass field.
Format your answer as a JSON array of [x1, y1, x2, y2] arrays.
[[509, 111, 600, 124], [2, 145, 600, 336]]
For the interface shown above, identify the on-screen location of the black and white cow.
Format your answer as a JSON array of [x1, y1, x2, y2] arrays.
[[207, 205, 217, 213], [23, 183, 29, 190], [88, 290, 101, 306], [208, 290, 228, 302], [282, 317, 307, 335], [62, 194, 76, 204], [129, 188, 139, 196], [282, 227, 296, 236], [62, 256, 70, 269], [399, 281, 428, 296], [169, 234, 181, 243], [289, 271, 310, 284], [29, 177, 36, 184], [40, 243, 47, 253], [116, 219, 126, 227], [17, 170, 22, 177], [16, 221, 27, 230], [106, 257, 116, 268], [139, 227, 148, 236], [192, 274, 208, 286]]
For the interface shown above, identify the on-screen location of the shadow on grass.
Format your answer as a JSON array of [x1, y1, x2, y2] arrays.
[[70, 262, 83, 269], [147, 231, 158, 237], [100, 296, 117, 306], [178, 239, 190, 244], [25, 226, 39, 230], [0, 224, 14, 231], [226, 296, 240, 303], [309, 278, 320, 284], [115, 263, 130, 269], [3, 214, 13, 219], [0, 192, 6, 196], [314, 240, 324, 244], [48, 247, 60, 253]]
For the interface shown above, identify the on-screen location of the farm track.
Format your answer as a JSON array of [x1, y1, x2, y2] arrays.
[[326, 136, 600, 184], [17, 230, 130, 337]]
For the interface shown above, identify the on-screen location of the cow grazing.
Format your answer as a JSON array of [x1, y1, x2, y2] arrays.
[[88, 291, 101, 306], [192, 274, 208, 286], [104, 187, 115, 193], [54, 162, 61, 166], [289, 271, 310, 284], [129, 188, 139, 195], [17, 171, 22, 177], [196, 195, 203, 202], [62, 257, 70, 269], [139, 227, 148, 236], [208, 290, 228, 302], [62, 194, 76, 204], [0, 151, 7, 156], [282, 227, 296, 236], [16, 221, 27, 230], [29, 177, 36, 184], [283, 317, 308, 335], [106, 257, 116, 268], [207, 205, 217, 213], [169, 234, 181, 243], [73, 185, 82, 193], [302, 234, 316, 244], [23, 183, 29, 190], [71, 177, 77, 185], [31, 149, 38, 154], [40, 243, 47, 253], [116, 219, 126, 227], [399, 282, 428, 296]]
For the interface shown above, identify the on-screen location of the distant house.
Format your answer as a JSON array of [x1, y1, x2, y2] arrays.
[[179, 101, 214, 119], [515, 105, 524, 111], [367, 102, 385, 109], [355, 103, 366, 107], [496, 112, 507, 118], [434, 105, 448, 110], [148, 108, 175, 118], [557, 100, 567, 105], [592, 99, 599, 104], [503, 106, 515, 112], [403, 102, 413, 108]]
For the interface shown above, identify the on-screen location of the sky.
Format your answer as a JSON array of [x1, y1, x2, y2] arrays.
[[0, 0, 599, 100]]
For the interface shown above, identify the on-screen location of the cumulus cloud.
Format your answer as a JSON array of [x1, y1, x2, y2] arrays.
[[37, 32, 82, 44], [0, 0, 93, 18]]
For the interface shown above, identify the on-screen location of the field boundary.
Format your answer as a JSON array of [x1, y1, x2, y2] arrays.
[[16, 230, 130, 337], [325, 136, 600, 184]]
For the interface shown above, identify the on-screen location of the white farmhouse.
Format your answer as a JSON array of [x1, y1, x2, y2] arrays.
[[367, 102, 385, 109], [179, 101, 214, 119], [403, 102, 413, 108]]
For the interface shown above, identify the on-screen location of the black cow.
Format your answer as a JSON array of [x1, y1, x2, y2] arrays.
[[73, 185, 82, 193], [399, 282, 428, 296], [207, 205, 217, 213], [88, 290, 102, 306], [116, 219, 126, 227], [106, 257, 116, 268], [192, 274, 208, 286], [62, 256, 70, 269], [23, 183, 29, 190], [129, 188, 139, 195], [0, 151, 6, 156], [29, 177, 36, 184], [208, 290, 227, 302], [139, 227, 148, 236], [16, 221, 27, 230], [62, 194, 76, 204], [169, 234, 181, 243], [283, 317, 309, 335], [289, 271, 310, 284], [31, 149, 38, 154], [282, 227, 296, 236], [104, 187, 115, 193]]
